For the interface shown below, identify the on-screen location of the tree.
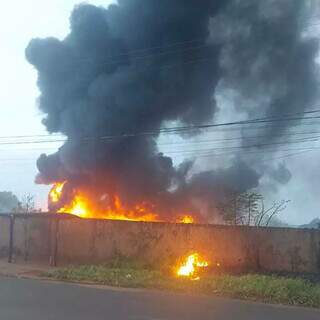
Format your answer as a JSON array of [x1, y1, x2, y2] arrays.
[[218, 191, 290, 227], [255, 199, 290, 227], [11, 194, 39, 262], [217, 192, 262, 225], [12, 194, 38, 214], [0, 191, 19, 213]]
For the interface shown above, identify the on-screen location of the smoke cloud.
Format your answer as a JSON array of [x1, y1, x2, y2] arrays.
[[210, 0, 319, 139], [26, 0, 319, 220]]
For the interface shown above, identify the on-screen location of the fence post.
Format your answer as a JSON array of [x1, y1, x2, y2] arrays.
[[49, 217, 59, 267], [8, 215, 15, 263]]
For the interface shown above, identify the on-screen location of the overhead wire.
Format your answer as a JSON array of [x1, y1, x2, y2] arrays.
[[0, 18, 319, 160], [2, 109, 320, 145], [1, 145, 320, 163]]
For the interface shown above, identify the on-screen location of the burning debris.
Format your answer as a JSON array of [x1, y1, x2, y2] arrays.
[[177, 253, 209, 281], [26, 1, 319, 223]]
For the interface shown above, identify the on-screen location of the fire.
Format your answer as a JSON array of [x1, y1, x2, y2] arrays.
[[49, 182, 66, 203], [49, 183, 200, 223], [55, 188, 160, 222], [178, 215, 194, 224], [177, 253, 209, 280], [58, 194, 88, 217]]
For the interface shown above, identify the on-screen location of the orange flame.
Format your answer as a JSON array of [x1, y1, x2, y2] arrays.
[[178, 215, 195, 224], [177, 253, 209, 280], [56, 191, 159, 222], [58, 194, 88, 217], [49, 182, 66, 203], [49, 183, 199, 224]]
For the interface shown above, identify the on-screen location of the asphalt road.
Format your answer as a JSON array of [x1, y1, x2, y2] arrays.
[[0, 277, 319, 320]]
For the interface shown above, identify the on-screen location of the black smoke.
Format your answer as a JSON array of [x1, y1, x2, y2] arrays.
[[209, 0, 319, 140], [26, 0, 319, 220]]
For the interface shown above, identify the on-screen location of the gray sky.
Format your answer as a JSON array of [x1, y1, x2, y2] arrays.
[[0, 0, 319, 225], [0, 0, 114, 209]]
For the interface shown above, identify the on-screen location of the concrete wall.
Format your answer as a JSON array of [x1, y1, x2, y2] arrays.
[[0, 216, 10, 258], [1, 214, 320, 273], [13, 216, 54, 262]]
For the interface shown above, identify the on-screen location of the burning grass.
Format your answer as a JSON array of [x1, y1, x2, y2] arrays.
[[44, 261, 320, 308], [176, 253, 209, 280]]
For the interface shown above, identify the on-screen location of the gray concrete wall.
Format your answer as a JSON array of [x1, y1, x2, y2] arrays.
[[1, 214, 320, 273]]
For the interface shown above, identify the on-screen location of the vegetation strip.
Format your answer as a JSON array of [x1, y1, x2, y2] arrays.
[[44, 264, 320, 308]]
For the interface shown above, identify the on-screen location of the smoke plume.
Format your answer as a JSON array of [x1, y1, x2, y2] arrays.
[[26, 0, 319, 220]]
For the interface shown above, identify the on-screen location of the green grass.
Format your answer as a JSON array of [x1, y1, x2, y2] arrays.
[[209, 274, 320, 307], [44, 264, 320, 308]]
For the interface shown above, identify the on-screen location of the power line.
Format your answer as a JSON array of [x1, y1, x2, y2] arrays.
[[196, 149, 319, 162], [37, 17, 320, 68], [2, 135, 320, 158], [1, 146, 320, 163], [1, 128, 320, 152], [76, 38, 206, 62], [162, 139, 320, 155], [1, 113, 320, 146], [4, 118, 320, 142], [0, 133, 63, 139], [170, 146, 320, 160], [157, 131, 320, 146], [95, 44, 212, 68], [1, 108, 320, 140], [2, 124, 320, 146]]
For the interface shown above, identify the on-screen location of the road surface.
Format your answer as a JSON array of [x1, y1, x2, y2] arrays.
[[0, 277, 319, 320]]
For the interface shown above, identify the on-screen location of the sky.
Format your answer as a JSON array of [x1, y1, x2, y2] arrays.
[[0, 0, 114, 209], [0, 0, 319, 225]]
